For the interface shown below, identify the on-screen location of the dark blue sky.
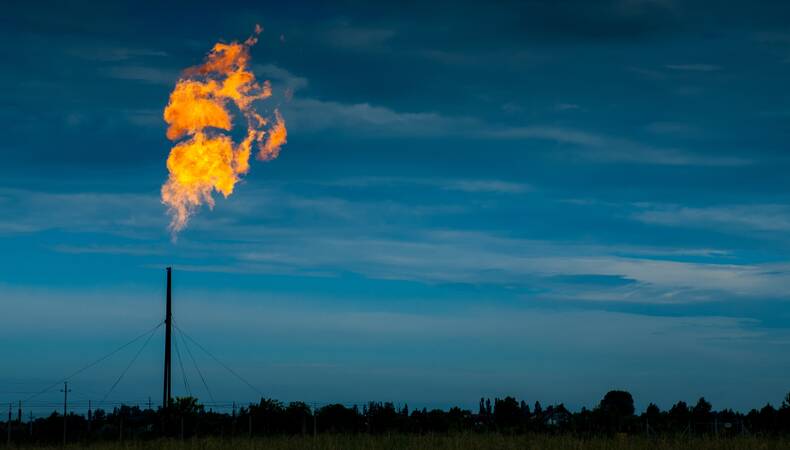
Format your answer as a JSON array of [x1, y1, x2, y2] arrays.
[[2, 0, 790, 415]]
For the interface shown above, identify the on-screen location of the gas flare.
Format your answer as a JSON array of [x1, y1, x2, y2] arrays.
[[161, 26, 286, 234]]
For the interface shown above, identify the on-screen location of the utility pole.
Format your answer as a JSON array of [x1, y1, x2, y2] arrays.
[[88, 400, 92, 434], [7, 402, 10, 446], [313, 403, 317, 438], [17, 401, 21, 423], [28, 412, 32, 437], [61, 381, 71, 446], [163, 267, 173, 410]]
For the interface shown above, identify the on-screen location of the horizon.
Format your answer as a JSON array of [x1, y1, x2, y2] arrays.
[[2, 0, 790, 418]]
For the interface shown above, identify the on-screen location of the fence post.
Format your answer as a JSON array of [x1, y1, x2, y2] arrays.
[[7, 402, 11, 446]]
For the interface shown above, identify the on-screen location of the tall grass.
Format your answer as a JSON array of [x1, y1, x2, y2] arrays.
[[21, 434, 790, 450]]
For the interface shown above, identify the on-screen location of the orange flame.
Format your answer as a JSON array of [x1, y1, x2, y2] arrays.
[[161, 26, 286, 233]]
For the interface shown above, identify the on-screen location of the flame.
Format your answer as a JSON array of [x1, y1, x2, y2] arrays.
[[161, 26, 286, 233]]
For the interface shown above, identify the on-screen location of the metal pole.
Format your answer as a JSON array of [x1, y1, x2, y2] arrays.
[[61, 381, 70, 446], [163, 267, 172, 409], [7, 403, 10, 446], [232, 402, 236, 437]]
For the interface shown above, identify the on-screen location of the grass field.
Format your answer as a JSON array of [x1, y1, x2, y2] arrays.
[[22, 434, 790, 449]]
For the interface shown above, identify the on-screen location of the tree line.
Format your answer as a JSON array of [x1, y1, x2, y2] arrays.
[[2, 391, 790, 444]]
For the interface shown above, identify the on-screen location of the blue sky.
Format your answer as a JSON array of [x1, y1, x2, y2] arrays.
[[2, 0, 790, 415]]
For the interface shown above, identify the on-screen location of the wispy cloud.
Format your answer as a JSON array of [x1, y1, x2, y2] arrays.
[[484, 126, 749, 166], [68, 45, 168, 62], [643, 121, 703, 137], [230, 230, 790, 301], [103, 65, 178, 85], [555, 103, 581, 111], [324, 25, 396, 51], [9, 186, 789, 304], [633, 204, 790, 233], [323, 176, 531, 194], [282, 97, 478, 136], [253, 63, 309, 92], [665, 64, 721, 72], [0, 188, 164, 237], [281, 93, 747, 167]]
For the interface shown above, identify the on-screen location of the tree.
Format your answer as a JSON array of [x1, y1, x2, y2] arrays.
[[645, 403, 660, 417], [598, 390, 635, 432], [600, 390, 635, 417], [668, 401, 690, 432], [643, 403, 662, 434], [692, 397, 713, 425], [520, 400, 530, 418], [493, 396, 521, 429]]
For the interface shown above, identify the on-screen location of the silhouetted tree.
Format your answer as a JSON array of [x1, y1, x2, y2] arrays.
[[520, 400, 530, 418], [598, 390, 634, 432], [493, 396, 521, 430], [668, 401, 691, 432], [692, 397, 713, 432]]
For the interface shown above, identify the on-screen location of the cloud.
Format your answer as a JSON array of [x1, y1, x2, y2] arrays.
[[8, 185, 789, 304], [555, 103, 581, 111], [253, 63, 309, 92], [484, 126, 749, 166], [324, 25, 396, 51], [240, 59, 745, 168], [633, 204, 790, 233], [282, 98, 479, 136], [442, 179, 531, 194], [643, 121, 702, 136], [103, 65, 178, 85], [323, 176, 531, 194], [753, 32, 790, 45], [665, 64, 721, 72], [0, 188, 164, 237], [68, 46, 168, 62], [279, 84, 746, 167], [196, 223, 790, 302], [53, 244, 166, 256]]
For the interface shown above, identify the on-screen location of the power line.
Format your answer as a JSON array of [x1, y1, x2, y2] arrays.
[[174, 323, 264, 398], [24, 321, 165, 402], [178, 327, 215, 404], [172, 329, 191, 397], [100, 323, 162, 405]]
